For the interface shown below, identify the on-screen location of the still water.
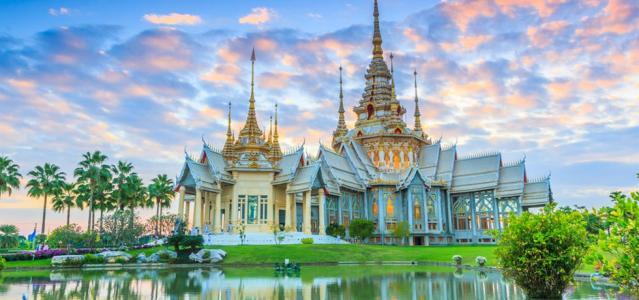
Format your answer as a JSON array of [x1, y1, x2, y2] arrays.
[[0, 265, 623, 299]]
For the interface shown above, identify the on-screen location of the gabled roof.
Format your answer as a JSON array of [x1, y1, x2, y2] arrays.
[[496, 160, 525, 198], [523, 177, 552, 207], [451, 152, 501, 193], [435, 144, 456, 186], [288, 164, 320, 193], [397, 167, 429, 190], [318, 145, 365, 192], [418, 141, 441, 180], [202, 144, 233, 183], [273, 146, 304, 185], [340, 141, 373, 183], [176, 155, 219, 191]]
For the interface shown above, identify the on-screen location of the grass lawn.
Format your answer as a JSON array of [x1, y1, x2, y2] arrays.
[[3, 244, 596, 273]]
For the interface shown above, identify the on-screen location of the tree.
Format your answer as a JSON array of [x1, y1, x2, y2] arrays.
[[349, 219, 375, 243], [148, 174, 174, 237], [52, 182, 77, 226], [145, 214, 177, 237], [26, 163, 66, 234], [392, 221, 410, 245], [0, 156, 22, 200], [0, 224, 19, 248], [492, 202, 589, 298], [590, 190, 639, 295], [74, 151, 110, 232]]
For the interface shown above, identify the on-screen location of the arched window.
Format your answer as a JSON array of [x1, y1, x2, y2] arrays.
[[475, 191, 495, 230], [386, 196, 394, 217], [426, 192, 439, 230], [352, 195, 362, 219], [453, 195, 472, 231], [357, 131, 364, 137], [413, 197, 421, 219], [394, 128, 402, 134], [372, 200, 378, 217], [498, 197, 518, 228], [367, 104, 374, 119]]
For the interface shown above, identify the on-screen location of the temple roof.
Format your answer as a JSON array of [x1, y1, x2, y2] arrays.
[[451, 152, 501, 193], [523, 177, 552, 207], [272, 146, 304, 185], [319, 145, 366, 192], [496, 160, 526, 198]]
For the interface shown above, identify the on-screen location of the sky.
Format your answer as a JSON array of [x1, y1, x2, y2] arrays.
[[0, 0, 637, 234]]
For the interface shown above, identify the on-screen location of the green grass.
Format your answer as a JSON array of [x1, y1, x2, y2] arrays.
[[210, 244, 498, 266], [2, 244, 596, 273]]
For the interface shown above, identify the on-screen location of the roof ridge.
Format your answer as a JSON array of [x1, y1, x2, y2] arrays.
[[457, 151, 500, 161]]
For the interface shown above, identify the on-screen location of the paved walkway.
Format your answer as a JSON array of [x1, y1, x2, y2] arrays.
[[203, 232, 349, 245]]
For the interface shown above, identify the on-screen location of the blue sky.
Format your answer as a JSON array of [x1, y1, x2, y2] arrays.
[[0, 0, 638, 234]]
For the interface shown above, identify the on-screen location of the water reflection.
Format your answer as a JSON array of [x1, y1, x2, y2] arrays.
[[0, 266, 620, 299]]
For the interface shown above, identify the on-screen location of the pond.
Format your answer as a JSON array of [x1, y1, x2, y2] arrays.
[[0, 265, 623, 299]]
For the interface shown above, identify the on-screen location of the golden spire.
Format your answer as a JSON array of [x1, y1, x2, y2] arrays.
[[267, 115, 273, 145], [222, 102, 236, 159], [337, 65, 346, 130], [270, 103, 282, 161], [238, 47, 264, 142], [372, 0, 383, 58], [413, 69, 423, 135]]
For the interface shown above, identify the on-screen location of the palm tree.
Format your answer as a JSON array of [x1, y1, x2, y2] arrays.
[[52, 182, 76, 226], [26, 163, 66, 234], [127, 173, 148, 229], [111, 161, 134, 235], [0, 224, 20, 248], [0, 156, 22, 200], [74, 151, 110, 232], [148, 174, 174, 237]]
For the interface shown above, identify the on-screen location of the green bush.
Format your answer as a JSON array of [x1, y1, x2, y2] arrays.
[[589, 191, 639, 295], [492, 203, 589, 298], [114, 257, 127, 264], [349, 219, 375, 243], [326, 223, 345, 239], [182, 235, 203, 252], [392, 221, 410, 245], [46, 224, 84, 249], [83, 254, 104, 264], [0, 224, 20, 249], [0, 256, 6, 271], [301, 237, 314, 244]]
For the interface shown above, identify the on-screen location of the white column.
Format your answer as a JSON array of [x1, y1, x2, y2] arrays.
[[177, 186, 185, 220], [319, 190, 326, 235], [285, 192, 292, 230], [184, 200, 191, 229], [303, 190, 311, 234], [214, 191, 222, 233], [194, 188, 202, 231]]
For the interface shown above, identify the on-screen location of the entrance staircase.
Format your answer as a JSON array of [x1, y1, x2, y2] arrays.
[[202, 232, 349, 245]]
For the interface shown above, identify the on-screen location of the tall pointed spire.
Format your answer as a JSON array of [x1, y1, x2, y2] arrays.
[[222, 102, 236, 159], [372, 0, 383, 58], [267, 115, 273, 145], [270, 103, 282, 162], [332, 65, 349, 150], [413, 69, 423, 136], [390, 52, 397, 100], [238, 47, 264, 144]]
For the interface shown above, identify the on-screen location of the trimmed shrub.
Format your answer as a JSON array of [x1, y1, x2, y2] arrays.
[[182, 235, 204, 252], [46, 224, 84, 249], [83, 254, 105, 264], [349, 219, 375, 243], [326, 223, 346, 239], [114, 257, 127, 264], [301, 237, 314, 244], [0, 256, 5, 271], [492, 203, 588, 299]]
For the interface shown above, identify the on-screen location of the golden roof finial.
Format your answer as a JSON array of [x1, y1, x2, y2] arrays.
[[372, 0, 383, 58], [270, 103, 282, 161], [222, 101, 236, 159], [390, 52, 396, 99], [239, 47, 264, 142], [268, 115, 273, 145]]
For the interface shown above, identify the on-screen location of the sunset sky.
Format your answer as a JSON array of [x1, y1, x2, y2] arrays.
[[0, 0, 637, 234]]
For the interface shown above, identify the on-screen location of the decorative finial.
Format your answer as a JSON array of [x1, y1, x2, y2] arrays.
[[412, 69, 423, 135], [372, 0, 383, 58], [390, 52, 394, 74]]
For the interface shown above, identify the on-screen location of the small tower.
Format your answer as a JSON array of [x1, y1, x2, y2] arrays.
[[413, 69, 424, 138], [332, 65, 349, 150], [222, 102, 236, 160], [270, 103, 282, 162]]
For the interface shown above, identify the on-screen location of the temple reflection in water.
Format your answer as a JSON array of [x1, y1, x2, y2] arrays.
[[3, 266, 617, 300]]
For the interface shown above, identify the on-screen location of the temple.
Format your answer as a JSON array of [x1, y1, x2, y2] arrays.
[[174, 0, 551, 245]]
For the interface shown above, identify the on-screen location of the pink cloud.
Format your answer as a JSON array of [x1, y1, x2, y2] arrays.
[[260, 72, 293, 89], [201, 64, 242, 85], [143, 13, 202, 26], [441, 0, 497, 32], [239, 7, 275, 26]]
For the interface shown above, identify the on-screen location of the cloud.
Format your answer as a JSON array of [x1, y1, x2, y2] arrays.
[[143, 13, 203, 26], [48, 7, 70, 16], [239, 7, 275, 26]]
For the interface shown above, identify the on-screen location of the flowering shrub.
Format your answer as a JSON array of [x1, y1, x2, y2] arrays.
[[0, 244, 154, 262]]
